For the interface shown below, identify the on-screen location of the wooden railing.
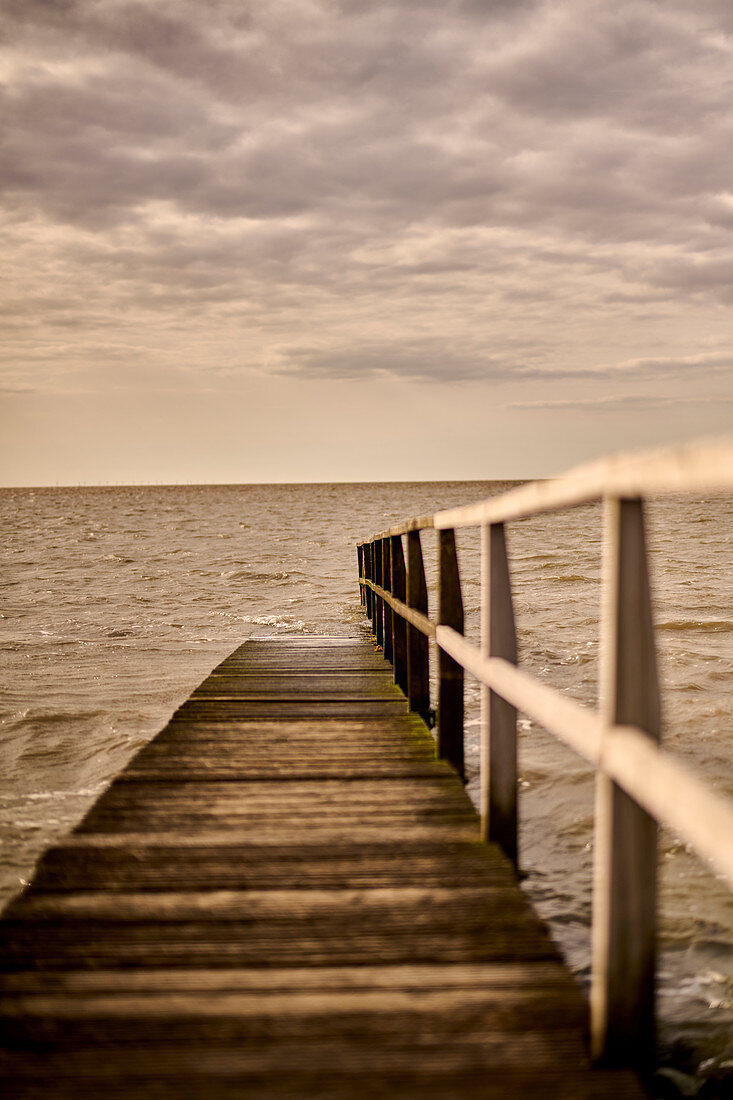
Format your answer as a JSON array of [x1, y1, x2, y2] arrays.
[[356, 438, 733, 1070]]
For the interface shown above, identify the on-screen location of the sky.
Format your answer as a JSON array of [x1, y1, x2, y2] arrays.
[[1, 0, 732, 485]]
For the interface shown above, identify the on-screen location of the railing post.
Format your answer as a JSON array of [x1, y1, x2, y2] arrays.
[[406, 529, 430, 724], [438, 529, 465, 780], [364, 542, 373, 622], [480, 522, 518, 865], [374, 538, 384, 650], [390, 535, 408, 695], [382, 538, 393, 664], [591, 496, 660, 1068], [357, 544, 365, 606]]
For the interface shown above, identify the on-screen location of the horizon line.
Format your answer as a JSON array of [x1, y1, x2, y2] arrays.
[[0, 475, 538, 490]]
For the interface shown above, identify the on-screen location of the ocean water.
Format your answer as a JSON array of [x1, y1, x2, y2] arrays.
[[1, 481, 731, 1081]]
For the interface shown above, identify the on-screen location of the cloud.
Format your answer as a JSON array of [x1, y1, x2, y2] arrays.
[[604, 352, 733, 375], [276, 344, 733, 386], [276, 341, 515, 382], [1, 0, 732, 406], [504, 393, 733, 412]]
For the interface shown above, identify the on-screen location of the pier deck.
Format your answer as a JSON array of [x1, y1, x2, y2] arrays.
[[0, 637, 644, 1098]]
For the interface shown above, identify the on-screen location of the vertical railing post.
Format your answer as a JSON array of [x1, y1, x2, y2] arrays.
[[390, 535, 408, 695], [480, 522, 518, 865], [591, 496, 660, 1068], [406, 529, 430, 724], [438, 529, 465, 780], [357, 544, 365, 606], [382, 537, 393, 664], [364, 542, 373, 623], [374, 538, 384, 650]]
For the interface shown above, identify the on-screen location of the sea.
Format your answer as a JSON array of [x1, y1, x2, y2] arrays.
[[1, 481, 731, 1086]]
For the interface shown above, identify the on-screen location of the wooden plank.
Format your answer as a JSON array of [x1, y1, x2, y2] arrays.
[[171, 701, 410, 719], [0, 1066, 644, 1100], [119, 764, 453, 781], [215, 654, 388, 668], [199, 670, 395, 683], [132, 732, 437, 751], [78, 777, 474, 808], [4, 885, 546, 923], [76, 789, 477, 831], [160, 717, 431, 737], [25, 827, 479, 849], [0, 960, 588, 994], [28, 842, 531, 893], [191, 681, 401, 696], [0, 925, 559, 972], [45, 823, 482, 846]]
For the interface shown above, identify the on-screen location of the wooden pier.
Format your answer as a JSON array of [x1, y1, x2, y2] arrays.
[[0, 637, 643, 1099]]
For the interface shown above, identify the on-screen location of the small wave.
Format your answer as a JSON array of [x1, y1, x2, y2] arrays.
[[242, 615, 307, 630], [220, 569, 300, 584], [658, 619, 732, 633]]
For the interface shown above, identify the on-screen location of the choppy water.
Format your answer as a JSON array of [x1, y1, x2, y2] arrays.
[[1, 482, 731, 1084]]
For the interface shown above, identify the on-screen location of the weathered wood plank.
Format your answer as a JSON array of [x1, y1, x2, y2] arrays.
[[196, 672, 397, 688], [38, 823, 481, 846], [5, 884, 537, 920], [28, 841, 532, 892], [77, 804, 477, 832], [172, 701, 411, 719], [160, 718, 431, 741], [120, 764, 454, 781], [0, 961, 587, 994], [0, 913, 559, 971], [215, 656, 388, 670], [76, 777, 476, 822], [0, 1067, 645, 1100]]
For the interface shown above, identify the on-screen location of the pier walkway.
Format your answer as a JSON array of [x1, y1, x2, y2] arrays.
[[0, 637, 643, 1098]]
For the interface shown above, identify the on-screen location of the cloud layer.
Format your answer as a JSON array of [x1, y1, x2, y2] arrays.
[[1, 0, 732, 464]]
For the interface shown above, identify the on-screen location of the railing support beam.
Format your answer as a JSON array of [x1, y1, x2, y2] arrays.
[[357, 544, 365, 606], [480, 522, 518, 865], [438, 529, 464, 779], [366, 543, 374, 624], [382, 538, 393, 663], [390, 536, 408, 695], [591, 496, 660, 1068], [406, 530, 430, 725], [373, 538, 384, 650]]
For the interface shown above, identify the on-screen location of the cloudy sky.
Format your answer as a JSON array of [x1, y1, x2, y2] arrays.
[[2, 0, 732, 485]]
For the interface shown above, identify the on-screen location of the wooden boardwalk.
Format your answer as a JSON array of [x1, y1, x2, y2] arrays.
[[0, 637, 645, 1098]]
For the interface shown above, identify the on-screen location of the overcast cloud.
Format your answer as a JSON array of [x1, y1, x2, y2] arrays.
[[1, 0, 731, 482]]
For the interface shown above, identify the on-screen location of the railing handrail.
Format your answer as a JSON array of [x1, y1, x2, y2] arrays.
[[369, 436, 733, 538], [356, 436, 733, 1071]]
